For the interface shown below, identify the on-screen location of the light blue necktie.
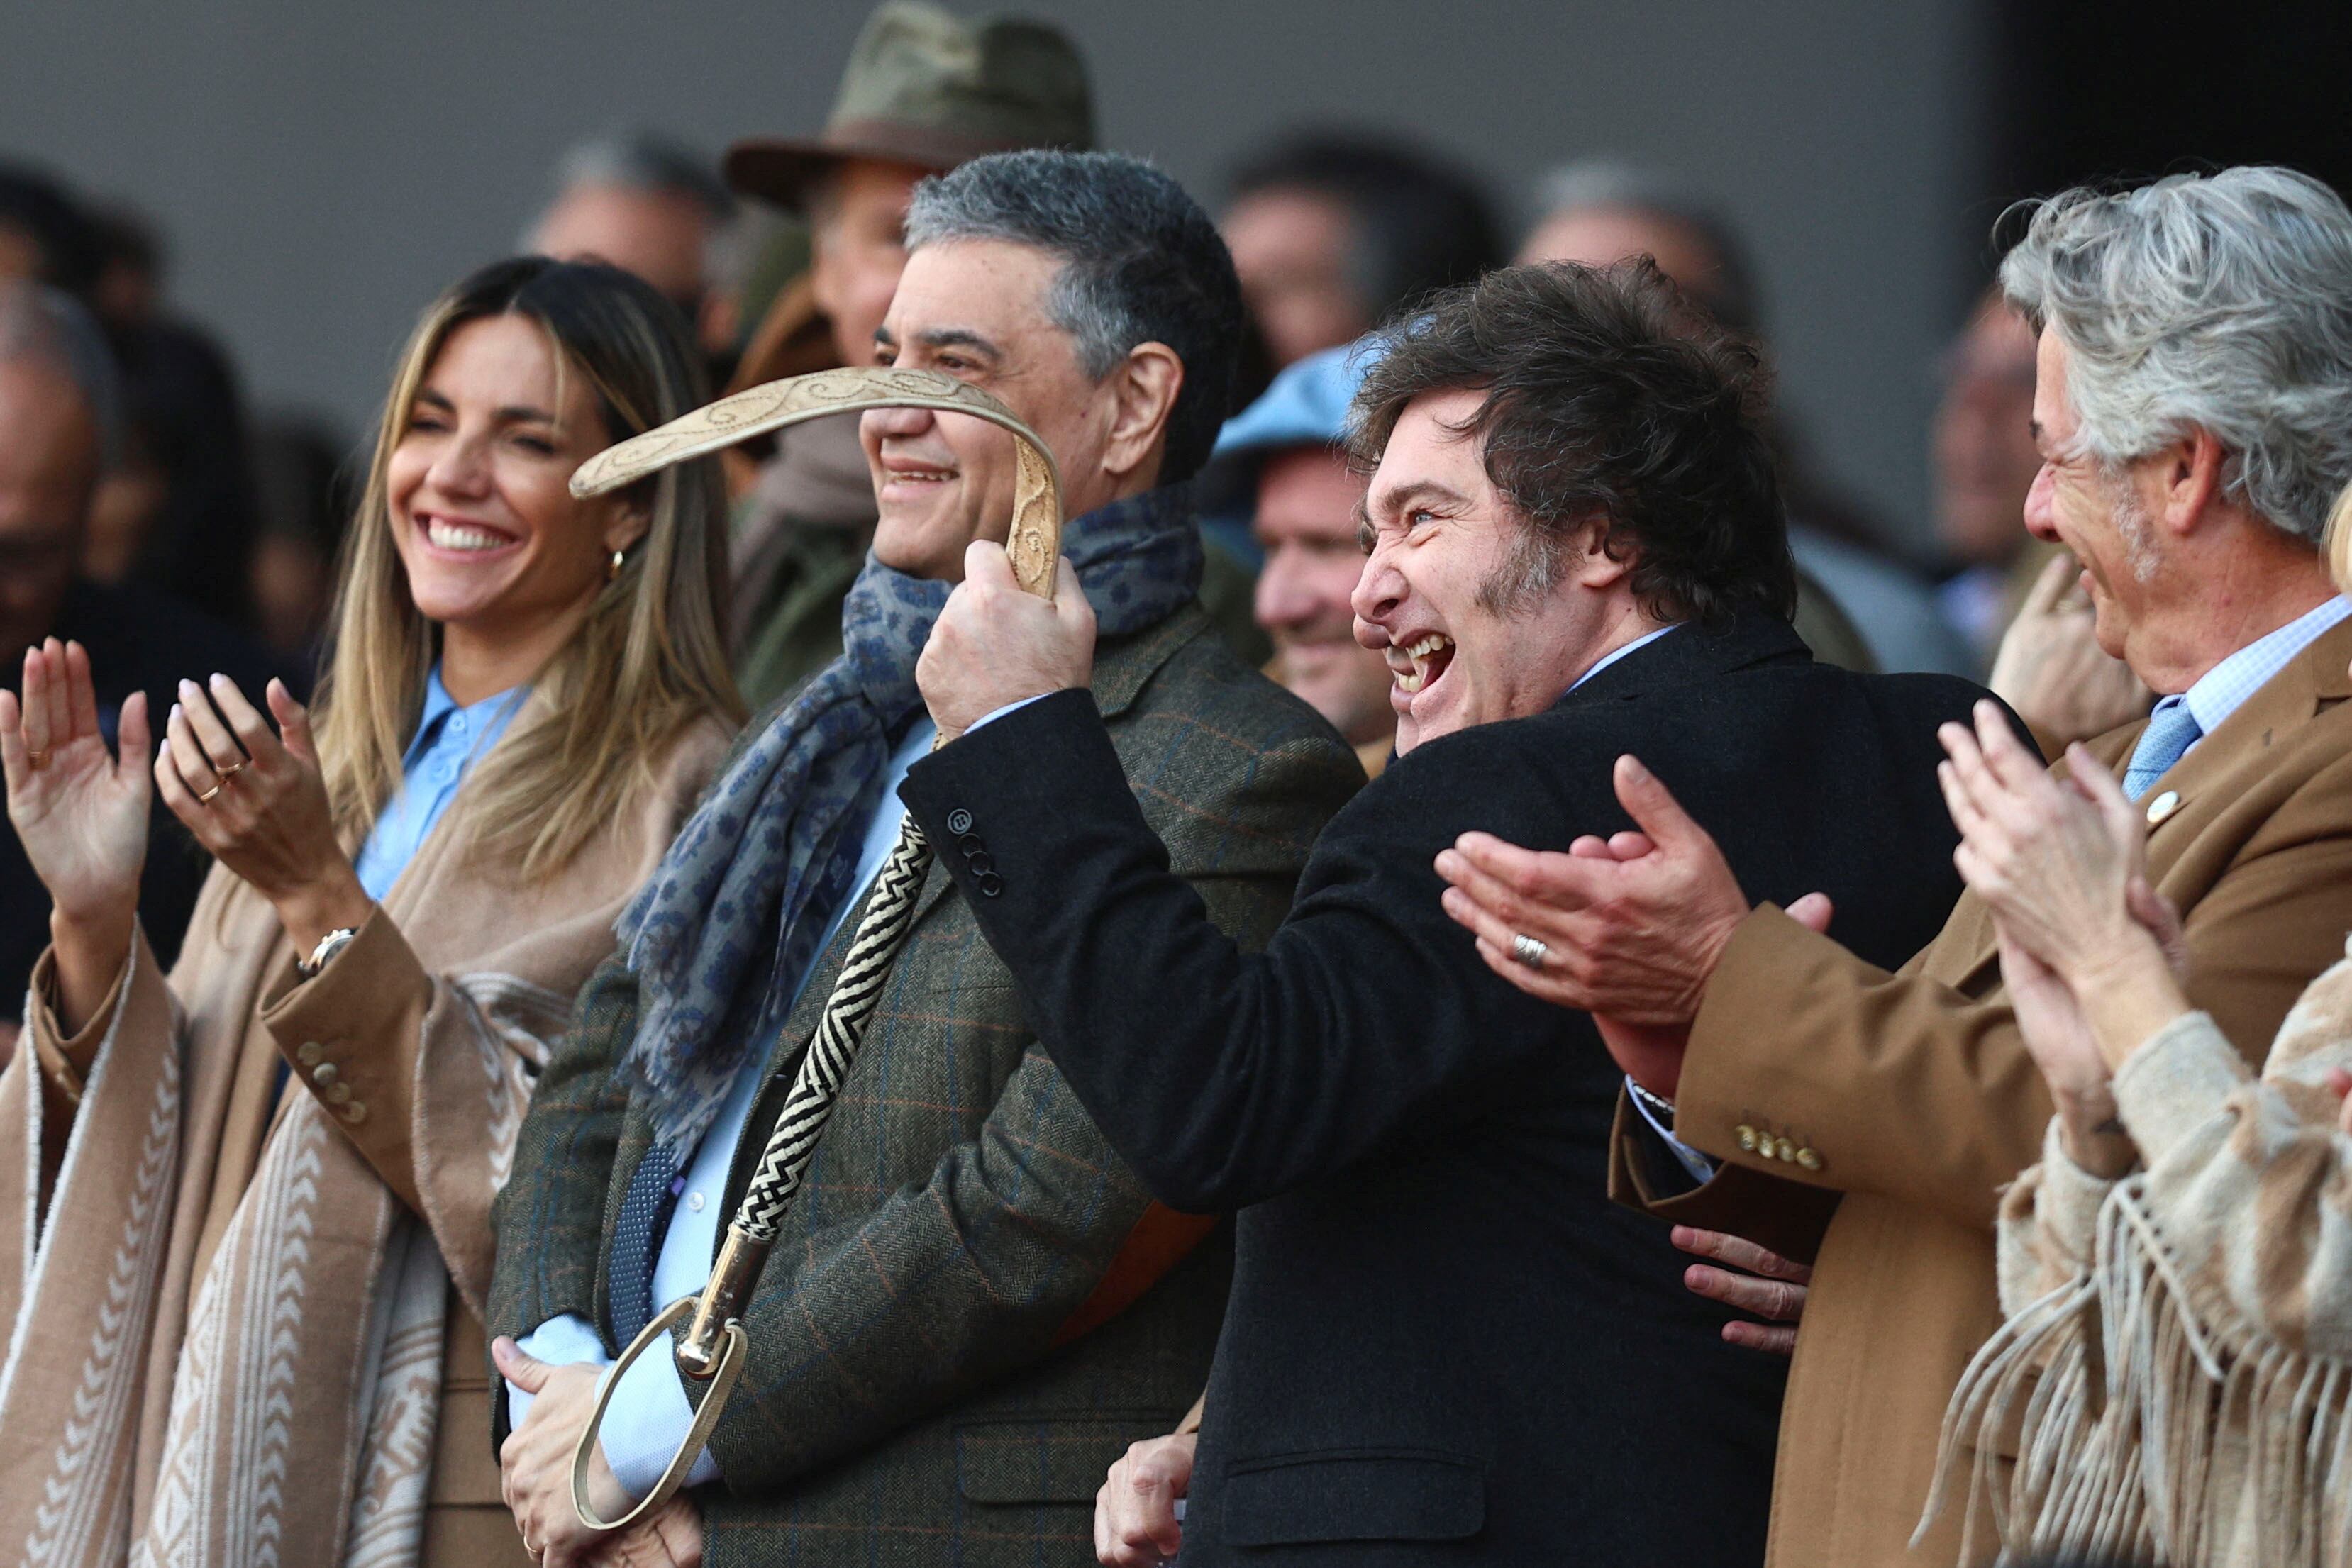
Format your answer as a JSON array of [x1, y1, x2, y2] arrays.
[[2121, 699, 2203, 801]]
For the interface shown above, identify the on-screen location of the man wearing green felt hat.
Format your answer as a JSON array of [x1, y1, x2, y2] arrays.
[[720, 3, 1096, 713]]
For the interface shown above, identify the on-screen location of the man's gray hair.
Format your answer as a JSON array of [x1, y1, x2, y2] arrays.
[[0, 281, 122, 469], [549, 130, 733, 218], [1526, 157, 1760, 337], [902, 149, 1243, 483], [1999, 167, 2352, 545]]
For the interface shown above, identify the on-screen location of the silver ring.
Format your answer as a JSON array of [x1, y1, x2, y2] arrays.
[[1511, 933, 1548, 969]]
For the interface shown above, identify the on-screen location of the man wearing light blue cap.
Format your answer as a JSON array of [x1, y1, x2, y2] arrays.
[[1207, 342, 1399, 774]]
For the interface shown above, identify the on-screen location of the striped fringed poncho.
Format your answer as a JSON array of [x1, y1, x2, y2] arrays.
[[1924, 943, 2352, 1568]]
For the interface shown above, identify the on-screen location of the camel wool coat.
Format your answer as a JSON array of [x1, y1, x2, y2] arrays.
[[1612, 613, 2352, 1567], [0, 701, 727, 1568]]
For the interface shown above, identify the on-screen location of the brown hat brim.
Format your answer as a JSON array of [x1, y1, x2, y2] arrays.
[[726, 121, 1037, 210]]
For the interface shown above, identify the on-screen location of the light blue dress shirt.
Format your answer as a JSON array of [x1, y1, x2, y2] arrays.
[[511, 716, 938, 1497], [2155, 594, 2352, 769], [352, 668, 528, 900]]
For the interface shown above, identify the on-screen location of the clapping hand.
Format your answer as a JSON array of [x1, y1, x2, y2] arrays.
[[1937, 699, 2185, 1174], [0, 640, 152, 931], [155, 674, 370, 955], [1434, 755, 1799, 1097], [0, 640, 152, 1028]]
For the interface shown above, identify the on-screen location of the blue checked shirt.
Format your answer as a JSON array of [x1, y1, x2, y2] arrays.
[[2156, 594, 2351, 767]]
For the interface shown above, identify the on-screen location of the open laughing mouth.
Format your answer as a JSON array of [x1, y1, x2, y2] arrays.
[[1388, 632, 1455, 696]]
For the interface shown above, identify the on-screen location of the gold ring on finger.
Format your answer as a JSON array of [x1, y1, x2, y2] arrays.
[[218, 759, 248, 779], [196, 782, 224, 805]]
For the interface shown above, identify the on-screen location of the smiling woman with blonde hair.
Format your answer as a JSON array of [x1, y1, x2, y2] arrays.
[[0, 255, 738, 1568]]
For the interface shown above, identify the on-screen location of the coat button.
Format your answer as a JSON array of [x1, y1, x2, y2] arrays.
[[297, 1042, 323, 1067], [1735, 1124, 1758, 1152], [1773, 1138, 1797, 1163], [947, 808, 974, 836], [326, 1082, 352, 1105], [314, 1062, 340, 1086], [341, 1101, 368, 1125], [2145, 789, 2182, 825], [977, 872, 1005, 899], [965, 850, 995, 876], [1795, 1146, 1823, 1171]]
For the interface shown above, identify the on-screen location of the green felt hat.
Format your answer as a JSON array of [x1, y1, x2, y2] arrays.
[[725, 1, 1094, 211]]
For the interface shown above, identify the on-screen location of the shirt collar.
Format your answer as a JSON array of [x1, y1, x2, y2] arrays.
[[1571, 623, 1682, 693], [2177, 595, 2352, 737], [404, 665, 526, 768]]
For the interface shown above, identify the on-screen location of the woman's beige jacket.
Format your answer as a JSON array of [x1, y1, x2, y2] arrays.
[[1934, 942, 2352, 1567], [0, 706, 726, 1568]]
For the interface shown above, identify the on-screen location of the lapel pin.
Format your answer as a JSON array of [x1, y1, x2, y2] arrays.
[[2145, 789, 2182, 826]]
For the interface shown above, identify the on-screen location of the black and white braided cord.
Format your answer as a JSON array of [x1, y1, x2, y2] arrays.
[[735, 816, 933, 1242]]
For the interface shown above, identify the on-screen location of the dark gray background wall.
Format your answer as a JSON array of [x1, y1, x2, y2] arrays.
[[0, 0, 1987, 550]]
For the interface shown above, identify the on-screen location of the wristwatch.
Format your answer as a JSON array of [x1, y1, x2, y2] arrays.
[[297, 925, 360, 979]]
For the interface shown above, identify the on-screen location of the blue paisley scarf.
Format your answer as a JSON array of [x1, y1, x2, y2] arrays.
[[618, 484, 1204, 1151]]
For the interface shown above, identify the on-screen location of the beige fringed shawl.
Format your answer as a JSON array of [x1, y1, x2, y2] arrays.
[[0, 709, 725, 1568], [1927, 944, 2352, 1567]]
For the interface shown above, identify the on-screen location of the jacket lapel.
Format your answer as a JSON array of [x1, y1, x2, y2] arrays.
[[2138, 615, 2352, 877], [1936, 614, 2352, 989]]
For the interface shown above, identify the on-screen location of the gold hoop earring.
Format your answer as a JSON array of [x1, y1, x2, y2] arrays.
[[608, 549, 626, 582]]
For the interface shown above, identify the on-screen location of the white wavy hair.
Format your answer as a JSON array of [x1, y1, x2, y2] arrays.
[[1999, 166, 2352, 545]]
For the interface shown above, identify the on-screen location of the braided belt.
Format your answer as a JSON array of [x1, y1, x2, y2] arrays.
[[562, 367, 1063, 1532]]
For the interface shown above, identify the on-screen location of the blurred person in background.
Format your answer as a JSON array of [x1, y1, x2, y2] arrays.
[[1521, 158, 1977, 677], [0, 166, 267, 633], [1931, 287, 2050, 663], [247, 413, 356, 665], [696, 199, 805, 389], [717, 0, 1099, 709], [1205, 343, 1394, 775], [1221, 130, 1503, 375], [0, 256, 738, 1568], [528, 130, 734, 348], [0, 282, 286, 1048]]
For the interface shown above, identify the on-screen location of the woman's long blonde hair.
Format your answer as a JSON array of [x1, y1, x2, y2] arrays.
[[314, 256, 744, 879]]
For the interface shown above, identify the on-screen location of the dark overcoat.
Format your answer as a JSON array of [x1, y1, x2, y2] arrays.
[[899, 612, 2000, 1566]]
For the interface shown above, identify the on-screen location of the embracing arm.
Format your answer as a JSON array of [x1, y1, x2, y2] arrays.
[[899, 689, 1556, 1212]]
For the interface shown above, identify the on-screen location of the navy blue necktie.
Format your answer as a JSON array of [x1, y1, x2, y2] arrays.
[[2121, 699, 2202, 801], [606, 1144, 682, 1345]]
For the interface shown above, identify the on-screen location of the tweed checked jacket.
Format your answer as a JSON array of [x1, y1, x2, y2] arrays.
[[489, 602, 1363, 1566]]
